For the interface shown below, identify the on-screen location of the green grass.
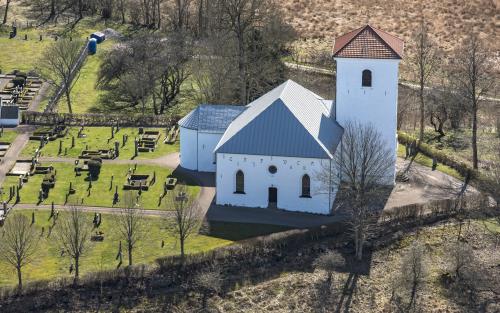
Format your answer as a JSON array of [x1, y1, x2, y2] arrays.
[[0, 209, 232, 287], [397, 144, 463, 180], [481, 218, 500, 234], [21, 126, 179, 160], [57, 40, 113, 114], [2, 163, 198, 210], [0, 34, 52, 73], [0, 128, 18, 143]]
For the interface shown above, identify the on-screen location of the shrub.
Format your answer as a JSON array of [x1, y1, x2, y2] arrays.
[[397, 131, 476, 178], [87, 157, 102, 178], [12, 77, 26, 88]]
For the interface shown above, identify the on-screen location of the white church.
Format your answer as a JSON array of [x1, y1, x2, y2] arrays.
[[178, 25, 404, 214]]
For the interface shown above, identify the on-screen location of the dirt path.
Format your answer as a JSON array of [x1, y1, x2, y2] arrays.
[[28, 82, 50, 111]]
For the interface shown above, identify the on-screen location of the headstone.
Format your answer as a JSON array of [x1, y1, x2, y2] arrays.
[[24, 34, 27, 40], [39, 34, 42, 41]]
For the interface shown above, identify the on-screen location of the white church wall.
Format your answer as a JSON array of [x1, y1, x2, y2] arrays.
[[335, 57, 399, 183], [197, 132, 223, 172], [179, 127, 198, 170], [216, 153, 337, 214]]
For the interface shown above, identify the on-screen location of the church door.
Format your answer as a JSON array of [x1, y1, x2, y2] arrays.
[[268, 187, 277, 207]]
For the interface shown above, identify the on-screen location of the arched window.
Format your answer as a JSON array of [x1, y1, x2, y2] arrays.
[[235, 170, 245, 193], [301, 174, 311, 197], [362, 70, 372, 87]]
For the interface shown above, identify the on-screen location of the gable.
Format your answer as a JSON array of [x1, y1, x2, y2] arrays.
[[333, 25, 403, 59], [215, 99, 332, 159]]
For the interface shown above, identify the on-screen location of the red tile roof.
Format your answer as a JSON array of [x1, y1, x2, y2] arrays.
[[333, 25, 404, 59]]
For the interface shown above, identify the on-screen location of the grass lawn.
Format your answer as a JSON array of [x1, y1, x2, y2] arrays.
[[0, 35, 52, 73], [397, 144, 463, 180], [2, 163, 198, 210], [0, 128, 18, 143], [0, 209, 232, 287], [57, 40, 113, 114], [21, 126, 179, 160]]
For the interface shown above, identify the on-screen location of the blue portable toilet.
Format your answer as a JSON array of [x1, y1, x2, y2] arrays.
[[88, 38, 97, 55], [90, 32, 106, 44]]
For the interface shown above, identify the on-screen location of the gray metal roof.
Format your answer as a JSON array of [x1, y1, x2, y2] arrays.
[[178, 104, 246, 133], [0, 105, 19, 119], [214, 80, 343, 159]]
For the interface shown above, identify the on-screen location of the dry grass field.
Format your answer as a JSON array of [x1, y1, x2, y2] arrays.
[[280, 0, 499, 67]]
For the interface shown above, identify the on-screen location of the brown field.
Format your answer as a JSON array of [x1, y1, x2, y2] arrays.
[[280, 0, 499, 67]]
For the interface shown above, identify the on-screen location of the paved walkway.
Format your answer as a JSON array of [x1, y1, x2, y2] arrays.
[[0, 125, 36, 185]]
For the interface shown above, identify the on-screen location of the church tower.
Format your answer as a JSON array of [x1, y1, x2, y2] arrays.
[[333, 25, 404, 183]]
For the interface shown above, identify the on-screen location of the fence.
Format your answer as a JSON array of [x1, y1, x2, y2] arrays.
[[21, 110, 181, 127], [44, 39, 90, 113]]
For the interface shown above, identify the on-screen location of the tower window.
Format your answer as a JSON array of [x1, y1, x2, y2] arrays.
[[301, 174, 311, 198], [362, 70, 372, 87], [235, 170, 245, 194]]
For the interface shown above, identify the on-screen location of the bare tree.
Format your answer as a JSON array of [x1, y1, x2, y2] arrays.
[[411, 18, 439, 142], [116, 192, 146, 266], [451, 32, 495, 169], [0, 214, 39, 290], [40, 39, 84, 113], [194, 263, 222, 310], [313, 250, 345, 288], [167, 184, 203, 262], [317, 121, 394, 260], [396, 241, 428, 310], [55, 206, 91, 281], [2, 0, 11, 24], [444, 240, 475, 282], [98, 33, 191, 114]]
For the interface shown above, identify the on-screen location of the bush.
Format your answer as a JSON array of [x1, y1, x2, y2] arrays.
[[12, 77, 26, 88], [87, 157, 102, 178], [398, 131, 477, 178]]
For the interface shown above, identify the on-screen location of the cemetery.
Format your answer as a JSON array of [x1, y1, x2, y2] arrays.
[[21, 126, 179, 160], [0, 209, 231, 286], [0, 72, 44, 111], [1, 163, 198, 210]]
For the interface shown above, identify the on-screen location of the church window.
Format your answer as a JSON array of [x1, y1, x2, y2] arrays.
[[301, 174, 311, 198], [268, 165, 277, 174], [235, 170, 245, 194], [362, 70, 372, 87]]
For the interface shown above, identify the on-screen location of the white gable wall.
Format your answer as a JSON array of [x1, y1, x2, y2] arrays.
[[335, 57, 399, 183], [216, 153, 337, 214]]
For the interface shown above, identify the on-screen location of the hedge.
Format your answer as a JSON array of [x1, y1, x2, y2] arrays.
[[397, 131, 477, 179]]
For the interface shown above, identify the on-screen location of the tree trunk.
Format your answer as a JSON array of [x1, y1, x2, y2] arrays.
[[75, 256, 80, 280], [238, 33, 247, 105], [472, 101, 478, 169], [419, 71, 425, 142], [16, 265, 22, 289], [2, 0, 10, 25], [65, 87, 73, 114], [180, 237, 185, 262], [120, 0, 126, 24], [128, 242, 133, 266]]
